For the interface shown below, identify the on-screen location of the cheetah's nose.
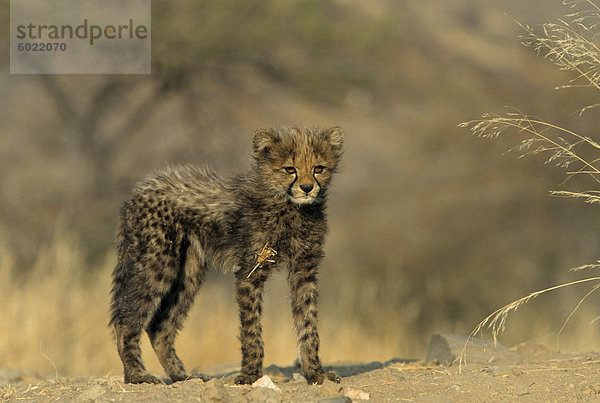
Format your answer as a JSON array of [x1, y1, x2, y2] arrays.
[[300, 184, 314, 194]]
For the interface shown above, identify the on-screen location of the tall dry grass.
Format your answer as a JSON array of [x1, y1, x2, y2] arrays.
[[0, 232, 115, 377], [460, 0, 600, 353], [0, 230, 409, 378], [3, 230, 600, 378]]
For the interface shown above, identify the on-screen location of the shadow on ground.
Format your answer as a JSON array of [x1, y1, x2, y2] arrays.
[[190, 357, 417, 384]]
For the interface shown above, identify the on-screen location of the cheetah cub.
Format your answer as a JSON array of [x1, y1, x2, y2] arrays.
[[110, 127, 343, 385]]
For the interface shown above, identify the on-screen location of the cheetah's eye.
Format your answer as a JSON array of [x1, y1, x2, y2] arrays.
[[314, 165, 325, 174], [284, 166, 296, 174]]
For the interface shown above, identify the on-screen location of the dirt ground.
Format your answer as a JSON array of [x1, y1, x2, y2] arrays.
[[2, 345, 600, 401]]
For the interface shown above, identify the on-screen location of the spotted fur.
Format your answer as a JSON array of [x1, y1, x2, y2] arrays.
[[110, 127, 343, 385]]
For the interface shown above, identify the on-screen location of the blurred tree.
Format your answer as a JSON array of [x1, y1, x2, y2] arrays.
[[0, 0, 405, 262], [24, 1, 402, 197]]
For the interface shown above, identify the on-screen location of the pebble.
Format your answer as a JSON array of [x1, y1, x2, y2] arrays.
[[321, 379, 342, 394], [343, 386, 369, 400], [252, 375, 281, 392], [292, 372, 307, 383], [203, 378, 229, 402]]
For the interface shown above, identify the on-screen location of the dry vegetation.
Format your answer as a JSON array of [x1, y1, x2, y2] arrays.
[[4, 0, 600, 380], [0, 233, 405, 377], [460, 0, 600, 360]]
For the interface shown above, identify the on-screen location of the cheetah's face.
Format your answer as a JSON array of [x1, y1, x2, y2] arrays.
[[252, 127, 344, 205], [278, 162, 326, 205]]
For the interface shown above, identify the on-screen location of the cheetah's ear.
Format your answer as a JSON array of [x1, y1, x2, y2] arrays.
[[252, 128, 280, 159], [322, 126, 344, 156]]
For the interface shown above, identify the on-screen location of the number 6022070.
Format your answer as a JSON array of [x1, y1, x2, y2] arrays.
[[17, 42, 67, 51]]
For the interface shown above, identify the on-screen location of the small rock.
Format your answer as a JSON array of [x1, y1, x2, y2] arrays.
[[187, 377, 206, 384], [321, 379, 342, 394], [203, 378, 229, 402], [343, 386, 369, 400], [292, 372, 306, 382], [252, 375, 281, 392]]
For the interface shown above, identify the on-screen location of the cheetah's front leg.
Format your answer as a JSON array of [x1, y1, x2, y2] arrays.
[[288, 265, 340, 385], [234, 274, 266, 385]]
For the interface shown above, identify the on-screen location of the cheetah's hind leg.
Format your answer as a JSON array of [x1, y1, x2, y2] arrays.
[[146, 244, 208, 383], [111, 259, 167, 384]]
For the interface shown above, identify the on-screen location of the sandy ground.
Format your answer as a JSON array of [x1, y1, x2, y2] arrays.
[[2, 345, 600, 401]]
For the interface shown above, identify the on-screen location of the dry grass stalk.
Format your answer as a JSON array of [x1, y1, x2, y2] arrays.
[[459, 112, 600, 183], [460, 2, 600, 366], [247, 242, 277, 278], [570, 260, 600, 271], [551, 190, 600, 203], [521, 0, 600, 93], [557, 281, 600, 343], [457, 277, 600, 371], [460, 0, 600, 189]]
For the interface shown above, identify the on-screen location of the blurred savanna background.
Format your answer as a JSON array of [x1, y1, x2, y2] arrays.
[[2, 0, 600, 378]]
